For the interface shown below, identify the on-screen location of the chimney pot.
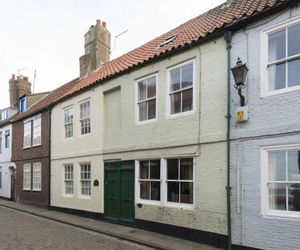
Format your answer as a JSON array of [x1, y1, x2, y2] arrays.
[[12, 74, 15, 80], [96, 19, 101, 26], [102, 21, 107, 28]]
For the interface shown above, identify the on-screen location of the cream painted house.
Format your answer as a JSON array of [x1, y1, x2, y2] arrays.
[[50, 15, 228, 247]]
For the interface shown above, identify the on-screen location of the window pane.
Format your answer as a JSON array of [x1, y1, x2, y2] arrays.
[[138, 102, 147, 122], [167, 182, 179, 202], [151, 181, 160, 201], [170, 67, 180, 91], [182, 62, 193, 88], [167, 159, 179, 180], [180, 159, 193, 180], [140, 181, 150, 199], [140, 161, 149, 179], [147, 76, 156, 98], [170, 92, 181, 114], [269, 183, 286, 210], [288, 59, 300, 87], [138, 80, 147, 101], [288, 151, 300, 181], [268, 63, 286, 91], [182, 89, 193, 112], [150, 160, 160, 179], [269, 151, 286, 181], [288, 23, 300, 57], [268, 29, 286, 62], [180, 182, 193, 204], [147, 99, 156, 120], [288, 183, 300, 212]]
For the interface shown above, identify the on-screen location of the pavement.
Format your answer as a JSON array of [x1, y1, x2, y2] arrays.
[[0, 199, 221, 250]]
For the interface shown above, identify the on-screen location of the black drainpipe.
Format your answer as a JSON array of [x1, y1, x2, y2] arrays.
[[47, 106, 52, 209], [224, 30, 232, 250]]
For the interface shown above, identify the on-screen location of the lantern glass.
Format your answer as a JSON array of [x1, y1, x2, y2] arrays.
[[231, 59, 248, 86]]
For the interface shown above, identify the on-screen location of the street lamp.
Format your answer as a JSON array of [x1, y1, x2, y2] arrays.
[[231, 57, 248, 107]]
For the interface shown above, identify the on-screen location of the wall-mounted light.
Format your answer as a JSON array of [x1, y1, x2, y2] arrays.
[[231, 57, 248, 107]]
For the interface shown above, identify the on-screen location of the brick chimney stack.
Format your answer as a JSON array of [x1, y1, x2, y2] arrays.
[[79, 19, 111, 77], [9, 74, 32, 107]]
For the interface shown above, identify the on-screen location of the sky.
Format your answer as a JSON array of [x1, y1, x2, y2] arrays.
[[0, 0, 224, 109]]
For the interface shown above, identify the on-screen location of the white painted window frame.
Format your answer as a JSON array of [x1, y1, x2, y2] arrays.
[[135, 73, 158, 125], [32, 162, 42, 191], [32, 115, 42, 147], [135, 159, 162, 206], [166, 59, 196, 119], [135, 157, 195, 209], [261, 16, 300, 97], [63, 163, 74, 196], [23, 163, 31, 190], [79, 99, 91, 135], [261, 144, 300, 218], [79, 162, 91, 198], [23, 119, 32, 149], [64, 106, 74, 139]]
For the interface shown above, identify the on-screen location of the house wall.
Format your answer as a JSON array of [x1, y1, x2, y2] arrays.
[[51, 87, 103, 213], [0, 123, 15, 199], [230, 6, 300, 250], [51, 37, 228, 238], [12, 110, 50, 207]]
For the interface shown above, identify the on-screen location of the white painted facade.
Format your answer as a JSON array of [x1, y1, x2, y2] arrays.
[[0, 123, 15, 199], [51, 37, 228, 237]]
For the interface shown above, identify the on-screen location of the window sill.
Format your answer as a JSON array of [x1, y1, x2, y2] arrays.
[[136, 199, 161, 206], [263, 210, 300, 220], [22, 188, 31, 191], [79, 195, 91, 199], [135, 118, 157, 126], [32, 144, 42, 148], [166, 110, 195, 120], [261, 85, 300, 98], [62, 194, 74, 198], [23, 146, 31, 150], [32, 189, 42, 192]]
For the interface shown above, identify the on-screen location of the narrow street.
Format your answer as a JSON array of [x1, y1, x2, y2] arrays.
[[0, 206, 153, 250]]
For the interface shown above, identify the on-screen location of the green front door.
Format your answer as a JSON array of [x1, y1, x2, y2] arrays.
[[104, 161, 135, 223]]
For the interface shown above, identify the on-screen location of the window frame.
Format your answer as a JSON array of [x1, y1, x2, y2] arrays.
[[0, 166, 2, 189], [135, 73, 158, 125], [135, 157, 195, 209], [261, 16, 300, 97], [261, 144, 300, 218], [63, 164, 74, 196], [23, 163, 31, 191], [32, 162, 42, 191], [0, 131, 2, 154], [79, 99, 91, 135], [4, 130, 10, 149], [166, 59, 196, 118], [23, 120, 32, 149], [79, 162, 91, 198], [32, 115, 41, 147], [136, 159, 162, 205], [64, 106, 74, 139]]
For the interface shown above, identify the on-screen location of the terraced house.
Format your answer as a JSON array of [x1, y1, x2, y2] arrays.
[[47, 1, 299, 249], [230, 1, 300, 250], [11, 77, 77, 207]]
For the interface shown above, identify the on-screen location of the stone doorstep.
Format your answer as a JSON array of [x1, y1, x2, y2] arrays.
[[0, 200, 219, 250]]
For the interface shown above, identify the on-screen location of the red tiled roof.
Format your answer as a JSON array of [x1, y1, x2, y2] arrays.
[[13, 0, 292, 121], [60, 0, 289, 99]]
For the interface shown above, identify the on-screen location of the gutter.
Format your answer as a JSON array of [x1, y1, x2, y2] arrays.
[[47, 106, 52, 208], [224, 31, 232, 250]]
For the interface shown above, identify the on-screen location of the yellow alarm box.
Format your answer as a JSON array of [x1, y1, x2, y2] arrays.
[[236, 106, 248, 123]]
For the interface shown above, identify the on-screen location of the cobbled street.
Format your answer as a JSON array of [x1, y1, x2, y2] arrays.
[[0, 206, 153, 250]]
